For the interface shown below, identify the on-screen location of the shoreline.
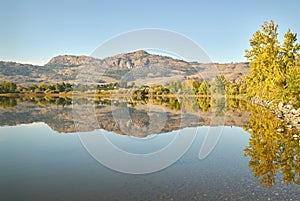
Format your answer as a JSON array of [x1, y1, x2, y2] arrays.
[[251, 97, 300, 131], [0, 92, 245, 99]]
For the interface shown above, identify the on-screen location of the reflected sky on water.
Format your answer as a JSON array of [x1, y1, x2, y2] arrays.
[[1, 123, 299, 201]]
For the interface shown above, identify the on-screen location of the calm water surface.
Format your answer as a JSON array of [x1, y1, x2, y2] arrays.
[[0, 97, 299, 200]]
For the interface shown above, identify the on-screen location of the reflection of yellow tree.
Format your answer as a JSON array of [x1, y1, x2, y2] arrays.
[[244, 104, 300, 187], [277, 130, 300, 186], [152, 97, 181, 111], [0, 97, 17, 108], [225, 98, 250, 111], [197, 97, 211, 112]]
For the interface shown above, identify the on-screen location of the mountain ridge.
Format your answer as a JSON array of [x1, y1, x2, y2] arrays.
[[0, 50, 250, 85]]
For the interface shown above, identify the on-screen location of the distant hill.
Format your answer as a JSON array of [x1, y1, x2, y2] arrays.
[[0, 50, 250, 85]]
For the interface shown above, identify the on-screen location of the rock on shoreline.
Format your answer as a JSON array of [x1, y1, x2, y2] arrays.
[[251, 97, 300, 132]]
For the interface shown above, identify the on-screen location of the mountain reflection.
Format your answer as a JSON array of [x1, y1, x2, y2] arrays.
[[0, 96, 299, 187], [0, 96, 250, 135]]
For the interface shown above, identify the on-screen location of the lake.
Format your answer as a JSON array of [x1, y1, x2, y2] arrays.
[[0, 96, 299, 200]]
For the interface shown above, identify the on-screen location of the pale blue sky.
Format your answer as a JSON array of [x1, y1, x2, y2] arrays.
[[0, 0, 299, 64]]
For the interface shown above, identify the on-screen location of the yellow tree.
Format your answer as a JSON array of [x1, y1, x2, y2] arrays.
[[245, 20, 281, 99], [245, 20, 300, 105]]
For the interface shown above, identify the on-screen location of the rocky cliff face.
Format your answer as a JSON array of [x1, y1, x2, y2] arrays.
[[0, 50, 250, 85], [103, 50, 190, 69], [46, 55, 101, 67]]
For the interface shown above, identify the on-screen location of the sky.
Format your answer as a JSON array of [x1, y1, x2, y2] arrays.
[[0, 0, 299, 65]]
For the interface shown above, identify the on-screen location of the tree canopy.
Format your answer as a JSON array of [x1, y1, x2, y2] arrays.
[[245, 20, 300, 107]]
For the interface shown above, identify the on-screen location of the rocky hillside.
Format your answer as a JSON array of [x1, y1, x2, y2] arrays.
[[0, 50, 250, 85]]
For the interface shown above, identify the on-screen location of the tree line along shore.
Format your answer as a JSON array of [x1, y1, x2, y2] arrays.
[[0, 74, 244, 98]]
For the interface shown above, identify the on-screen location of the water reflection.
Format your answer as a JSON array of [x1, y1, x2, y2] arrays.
[[244, 104, 300, 188], [0, 96, 299, 188], [0, 96, 249, 136], [0, 95, 72, 107], [0, 96, 17, 108]]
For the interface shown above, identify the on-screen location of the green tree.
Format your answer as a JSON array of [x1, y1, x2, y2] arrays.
[[281, 29, 300, 75], [285, 62, 300, 107], [281, 30, 300, 105], [38, 83, 49, 92], [0, 81, 17, 93], [55, 83, 65, 92], [0, 97, 17, 108], [28, 84, 38, 92], [168, 81, 182, 94], [211, 75, 226, 95]]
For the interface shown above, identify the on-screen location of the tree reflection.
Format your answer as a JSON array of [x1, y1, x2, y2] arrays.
[[0, 96, 17, 108], [1, 94, 299, 187], [0, 96, 72, 107], [244, 104, 300, 188]]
